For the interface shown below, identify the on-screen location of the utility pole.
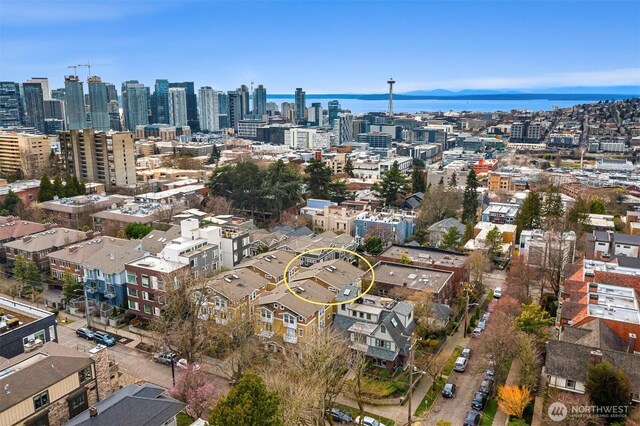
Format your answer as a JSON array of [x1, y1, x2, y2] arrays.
[[463, 288, 469, 338]]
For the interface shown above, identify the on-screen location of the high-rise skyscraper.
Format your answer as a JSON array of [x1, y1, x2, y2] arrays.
[[198, 86, 219, 132], [217, 92, 229, 129], [27, 78, 50, 100], [227, 90, 242, 131], [281, 102, 295, 123], [0, 131, 53, 179], [22, 82, 46, 132], [44, 99, 66, 133], [336, 113, 354, 145], [328, 100, 340, 127], [240, 85, 250, 117], [108, 100, 121, 131], [252, 84, 267, 116], [152, 79, 169, 124], [51, 88, 65, 101], [105, 83, 118, 102], [0, 82, 23, 127], [121, 80, 149, 131], [88, 76, 110, 132], [168, 87, 188, 127], [64, 76, 86, 130], [169, 82, 198, 131], [308, 102, 323, 127], [294, 88, 306, 124]]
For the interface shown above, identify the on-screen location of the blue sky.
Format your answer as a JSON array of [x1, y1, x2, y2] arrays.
[[1, 0, 639, 93]]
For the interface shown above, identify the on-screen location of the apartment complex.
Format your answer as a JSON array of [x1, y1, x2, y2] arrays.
[[59, 129, 136, 189], [0, 132, 52, 179]]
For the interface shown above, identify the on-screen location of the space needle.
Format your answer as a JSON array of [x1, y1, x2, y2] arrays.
[[387, 77, 395, 115]]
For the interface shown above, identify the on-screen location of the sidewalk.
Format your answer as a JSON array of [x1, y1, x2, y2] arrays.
[[493, 358, 523, 426]]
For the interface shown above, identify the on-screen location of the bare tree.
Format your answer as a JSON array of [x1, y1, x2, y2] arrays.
[[467, 250, 490, 285], [365, 223, 396, 246], [205, 196, 232, 216]]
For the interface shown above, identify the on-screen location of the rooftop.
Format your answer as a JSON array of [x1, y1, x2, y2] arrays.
[[4, 228, 89, 252], [379, 244, 468, 268], [586, 283, 640, 324], [237, 250, 300, 279], [134, 184, 206, 201], [293, 258, 365, 289], [368, 261, 453, 294], [0, 218, 48, 242], [91, 202, 173, 222], [48, 237, 129, 265], [206, 269, 270, 304], [355, 210, 418, 222], [259, 279, 335, 318], [127, 255, 186, 273], [40, 194, 120, 213]]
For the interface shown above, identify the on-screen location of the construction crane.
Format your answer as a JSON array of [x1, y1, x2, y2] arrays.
[[67, 65, 79, 76], [77, 63, 111, 80]]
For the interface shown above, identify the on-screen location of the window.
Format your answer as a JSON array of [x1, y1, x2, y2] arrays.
[[372, 358, 385, 367], [78, 366, 92, 383], [298, 328, 304, 337], [366, 313, 372, 320], [284, 314, 296, 325], [23, 330, 45, 348], [128, 300, 139, 311], [351, 310, 357, 317], [380, 325, 386, 334], [127, 287, 139, 298], [144, 305, 152, 314], [67, 390, 88, 418], [141, 274, 149, 287], [33, 390, 49, 411], [49, 325, 55, 341], [565, 379, 576, 389], [341, 304, 346, 311]]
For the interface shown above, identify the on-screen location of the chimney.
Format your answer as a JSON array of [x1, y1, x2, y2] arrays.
[[628, 333, 637, 354], [589, 350, 603, 365], [89, 406, 98, 417]]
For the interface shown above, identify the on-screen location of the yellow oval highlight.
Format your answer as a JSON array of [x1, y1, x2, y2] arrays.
[[283, 247, 375, 306]]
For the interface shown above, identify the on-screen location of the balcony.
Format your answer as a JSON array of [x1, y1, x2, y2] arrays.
[[104, 284, 115, 299], [283, 320, 297, 329], [86, 284, 97, 294], [260, 315, 274, 324], [283, 335, 298, 344]]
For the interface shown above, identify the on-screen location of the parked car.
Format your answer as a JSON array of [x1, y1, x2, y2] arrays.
[[471, 391, 488, 411], [175, 358, 201, 371], [484, 367, 495, 380], [472, 326, 482, 337], [355, 415, 386, 426], [76, 327, 95, 340], [327, 407, 353, 424], [477, 320, 486, 331], [493, 287, 502, 298], [463, 410, 481, 426], [153, 352, 175, 366], [482, 312, 490, 322], [479, 379, 494, 396], [92, 331, 116, 347], [453, 356, 468, 372], [441, 383, 456, 398], [461, 348, 472, 359]]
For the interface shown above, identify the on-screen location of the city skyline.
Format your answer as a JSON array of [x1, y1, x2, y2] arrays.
[[1, 0, 639, 93]]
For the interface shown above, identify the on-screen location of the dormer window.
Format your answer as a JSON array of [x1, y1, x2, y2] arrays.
[[380, 325, 386, 334]]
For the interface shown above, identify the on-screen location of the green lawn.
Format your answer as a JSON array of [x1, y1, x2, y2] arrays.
[[480, 398, 498, 426], [345, 370, 410, 399], [176, 412, 195, 426], [415, 347, 463, 416], [333, 402, 395, 426]]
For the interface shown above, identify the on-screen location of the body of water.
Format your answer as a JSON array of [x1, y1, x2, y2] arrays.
[[267, 96, 615, 114]]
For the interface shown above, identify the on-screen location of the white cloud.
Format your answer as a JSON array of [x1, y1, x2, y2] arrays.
[[399, 68, 640, 91]]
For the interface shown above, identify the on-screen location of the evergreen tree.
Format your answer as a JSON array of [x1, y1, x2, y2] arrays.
[[125, 223, 153, 239], [542, 185, 564, 223], [327, 180, 351, 204], [52, 175, 64, 198], [207, 145, 220, 165], [210, 372, 282, 426], [589, 199, 606, 215], [514, 191, 542, 236], [462, 170, 479, 224], [261, 160, 302, 219], [2, 190, 22, 217], [372, 161, 409, 206], [411, 167, 426, 194], [74, 175, 87, 195], [64, 174, 77, 197], [441, 226, 461, 250], [344, 156, 354, 178], [61, 271, 83, 303], [448, 171, 457, 187], [463, 222, 475, 243], [585, 361, 631, 417], [37, 174, 54, 202], [305, 159, 332, 199]]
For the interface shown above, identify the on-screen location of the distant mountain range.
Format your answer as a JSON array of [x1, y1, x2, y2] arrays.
[[268, 86, 640, 100]]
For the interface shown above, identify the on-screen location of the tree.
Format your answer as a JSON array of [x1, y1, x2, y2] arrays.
[[589, 199, 607, 215], [448, 171, 457, 187], [461, 170, 479, 224], [485, 226, 503, 261], [344, 156, 354, 178], [440, 226, 462, 250], [496, 385, 532, 419], [506, 257, 537, 304], [514, 191, 542, 236], [37, 174, 54, 202], [261, 160, 303, 220], [74, 175, 87, 195], [207, 145, 220, 165], [124, 223, 152, 239], [362, 236, 383, 254], [517, 332, 542, 392], [371, 161, 409, 206], [398, 252, 413, 265], [418, 184, 462, 227], [168, 365, 218, 419], [406, 291, 440, 337], [205, 196, 232, 216], [13, 255, 28, 295], [542, 185, 564, 228], [585, 361, 631, 419], [463, 222, 475, 243], [2, 190, 23, 217], [210, 371, 282, 426], [64, 174, 77, 197], [52, 174, 64, 198], [411, 167, 426, 194], [61, 270, 83, 304], [305, 159, 332, 200], [515, 303, 553, 338], [327, 180, 351, 204], [467, 250, 489, 284]]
